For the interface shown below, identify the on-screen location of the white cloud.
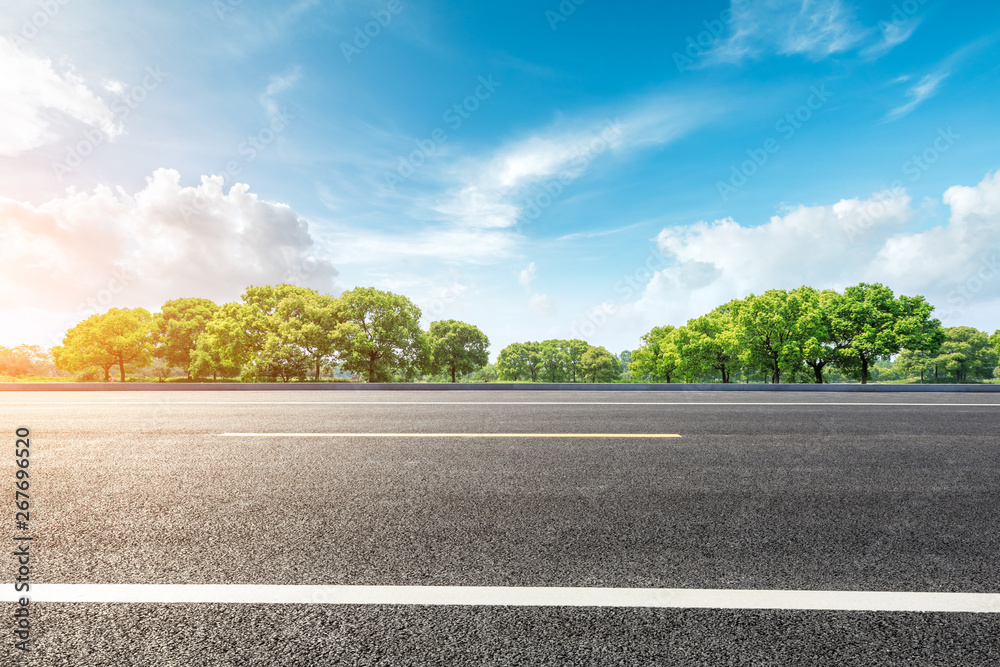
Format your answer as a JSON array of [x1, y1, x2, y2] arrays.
[[518, 262, 537, 288], [431, 93, 719, 232], [883, 72, 948, 122], [0, 37, 121, 156], [0, 168, 338, 316], [529, 293, 556, 317], [708, 0, 870, 63], [861, 16, 921, 59], [632, 173, 1000, 327]]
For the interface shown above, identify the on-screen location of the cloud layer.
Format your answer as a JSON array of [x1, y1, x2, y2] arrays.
[[0, 169, 337, 317], [0, 37, 121, 156], [634, 172, 1000, 327]]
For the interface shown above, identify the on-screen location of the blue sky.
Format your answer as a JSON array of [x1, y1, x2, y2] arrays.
[[1, 0, 999, 356]]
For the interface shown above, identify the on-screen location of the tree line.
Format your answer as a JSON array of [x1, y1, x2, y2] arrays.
[[50, 285, 491, 383], [4, 281, 998, 384], [495, 340, 624, 383], [629, 283, 997, 384]]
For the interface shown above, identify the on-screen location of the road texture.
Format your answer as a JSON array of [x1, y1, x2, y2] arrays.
[[2, 390, 999, 665]]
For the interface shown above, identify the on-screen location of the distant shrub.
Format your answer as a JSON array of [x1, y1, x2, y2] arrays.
[[76, 368, 104, 382]]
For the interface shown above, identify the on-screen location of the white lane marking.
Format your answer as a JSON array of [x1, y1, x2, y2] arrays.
[[3, 401, 1000, 407], [4, 585, 999, 612], [219, 433, 683, 438]]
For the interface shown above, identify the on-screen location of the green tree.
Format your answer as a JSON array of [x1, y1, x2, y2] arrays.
[[895, 348, 935, 383], [795, 289, 850, 384], [683, 304, 741, 383], [829, 283, 944, 384], [53, 308, 156, 381], [427, 320, 490, 383], [496, 342, 543, 381], [274, 291, 339, 379], [563, 339, 590, 382], [538, 339, 570, 382], [189, 332, 242, 380], [580, 346, 620, 382], [630, 325, 677, 382], [731, 290, 812, 384], [930, 327, 999, 383], [155, 298, 219, 378], [331, 287, 427, 382]]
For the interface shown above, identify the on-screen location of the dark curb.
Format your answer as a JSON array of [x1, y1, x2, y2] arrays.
[[2, 383, 999, 392]]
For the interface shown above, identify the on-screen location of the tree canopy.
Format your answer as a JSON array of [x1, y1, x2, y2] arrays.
[[54, 307, 156, 381], [156, 298, 219, 378], [331, 287, 427, 382], [427, 320, 490, 382]]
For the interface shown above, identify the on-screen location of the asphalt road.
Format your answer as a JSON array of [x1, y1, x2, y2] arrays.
[[3, 390, 999, 665]]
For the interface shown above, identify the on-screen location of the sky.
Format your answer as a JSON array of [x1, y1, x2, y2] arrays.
[[1, 0, 999, 358]]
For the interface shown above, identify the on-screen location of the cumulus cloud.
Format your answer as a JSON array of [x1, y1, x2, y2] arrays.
[[633, 173, 1000, 327], [0, 168, 338, 315], [0, 37, 121, 156]]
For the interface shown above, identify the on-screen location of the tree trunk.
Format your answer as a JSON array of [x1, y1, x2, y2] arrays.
[[315, 360, 321, 380], [813, 364, 824, 384], [119, 360, 126, 383], [368, 356, 376, 383], [103, 367, 110, 381], [860, 357, 869, 384], [451, 366, 457, 383]]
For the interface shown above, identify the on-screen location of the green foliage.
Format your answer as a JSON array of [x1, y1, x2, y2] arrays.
[[731, 289, 814, 384], [427, 320, 490, 382], [631, 282, 949, 385], [922, 326, 998, 383], [155, 298, 219, 378], [681, 304, 741, 383], [496, 340, 613, 382], [331, 287, 427, 382], [580, 346, 620, 382], [629, 325, 677, 382], [496, 342, 541, 381], [829, 283, 944, 384], [273, 290, 339, 379], [53, 307, 156, 381]]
